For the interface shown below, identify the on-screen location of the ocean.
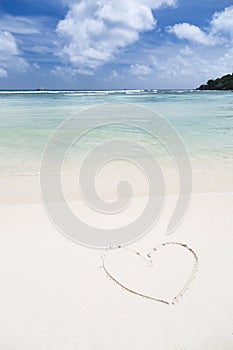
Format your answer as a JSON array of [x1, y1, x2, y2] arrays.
[[0, 89, 233, 202]]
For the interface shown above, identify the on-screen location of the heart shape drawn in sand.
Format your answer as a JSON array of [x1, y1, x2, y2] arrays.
[[102, 242, 198, 305]]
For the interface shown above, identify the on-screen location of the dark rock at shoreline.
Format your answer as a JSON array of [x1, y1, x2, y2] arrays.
[[197, 73, 233, 90], [198, 84, 209, 90]]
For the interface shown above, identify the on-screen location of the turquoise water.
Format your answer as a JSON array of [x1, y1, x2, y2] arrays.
[[0, 89, 233, 178]]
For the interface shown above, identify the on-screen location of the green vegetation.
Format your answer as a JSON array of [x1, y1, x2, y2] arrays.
[[198, 73, 233, 90]]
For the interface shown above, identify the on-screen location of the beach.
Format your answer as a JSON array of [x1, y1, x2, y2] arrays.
[[1, 193, 233, 349], [0, 90, 233, 349]]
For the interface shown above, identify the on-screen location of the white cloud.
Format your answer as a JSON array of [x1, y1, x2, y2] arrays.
[[111, 70, 119, 78], [210, 6, 233, 37], [0, 15, 45, 35], [0, 68, 7, 78], [56, 0, 176, 72], [145, 44, 233, 88], [180, 46, 194, 55], [167, 23, 216, 45], [0, 30, 28, 77], [0, 14, 56, 76], [14, 57, 29, 73], [32, 62, 40, 70], [154, 5, 233, 87], [51, 65, 76, 76], [0, 31, 19, 55], [51, 65, 94, 77], [129, 63, 152, 75], [168, 6, 233, 46]]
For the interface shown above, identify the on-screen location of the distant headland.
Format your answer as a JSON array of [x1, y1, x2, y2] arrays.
[[198, 73, 233, 90]]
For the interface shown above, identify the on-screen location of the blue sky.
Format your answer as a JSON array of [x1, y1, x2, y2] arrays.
[[0, 0, 233, 89]]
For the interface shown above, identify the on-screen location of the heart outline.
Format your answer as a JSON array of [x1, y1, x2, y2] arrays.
[[102, 242, 198, 306]]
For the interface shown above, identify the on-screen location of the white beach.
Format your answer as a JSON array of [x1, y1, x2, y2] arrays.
[[0, 192, 233, 349]]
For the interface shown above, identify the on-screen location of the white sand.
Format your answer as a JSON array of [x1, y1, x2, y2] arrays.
[[0, 193, 233, 349]]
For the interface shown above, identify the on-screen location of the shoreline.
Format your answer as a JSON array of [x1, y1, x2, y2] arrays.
[[1, 170, 233, 205]]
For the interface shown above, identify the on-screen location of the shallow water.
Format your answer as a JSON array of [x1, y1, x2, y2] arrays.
[[0, 89, 233, 201]]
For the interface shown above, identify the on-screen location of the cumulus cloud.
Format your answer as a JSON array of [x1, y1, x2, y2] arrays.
[[0, 31, 19, 55], [168, 6, 233, 46], [0, 30, 28, 77], [210, 6, 233, 37], [56, 0, 176, 73], [167, 23, 216, 45], [0, 14, 56, 78]]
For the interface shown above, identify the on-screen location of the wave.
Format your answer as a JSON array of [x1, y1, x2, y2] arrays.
[[0, 89, 159, 96]]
